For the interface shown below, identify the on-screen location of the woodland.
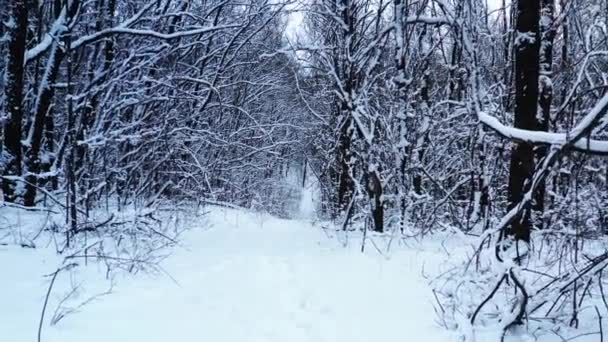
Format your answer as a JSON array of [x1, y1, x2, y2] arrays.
[[3, 0, 608, 340]]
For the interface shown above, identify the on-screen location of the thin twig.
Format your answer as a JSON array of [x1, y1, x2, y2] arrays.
[[596, 306, 604, 342], [38, 269, 61, 342], [471, 273, 507, 325], [38, 263, 77, 342]]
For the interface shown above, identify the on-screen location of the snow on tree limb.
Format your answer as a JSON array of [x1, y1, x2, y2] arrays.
[[404, 15, 451, 26], [478, 93, 608, 154]]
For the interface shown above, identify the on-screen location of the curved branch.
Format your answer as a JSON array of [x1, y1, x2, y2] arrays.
[[478, 99, 608, 155]]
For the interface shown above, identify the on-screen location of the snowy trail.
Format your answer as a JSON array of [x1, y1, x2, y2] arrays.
[[8, 208, 453, 342]]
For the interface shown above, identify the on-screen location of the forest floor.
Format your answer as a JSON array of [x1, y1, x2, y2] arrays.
[[2, 207, 459, 342]]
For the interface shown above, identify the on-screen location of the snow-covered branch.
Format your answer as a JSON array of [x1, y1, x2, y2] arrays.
[[478, 94, 608, 154]]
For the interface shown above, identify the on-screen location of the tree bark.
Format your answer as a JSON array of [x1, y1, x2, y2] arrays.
[[336, 0, 356, 215], [367, 170, 383, 232], [23, 43, 65, 206], [534, 0, 555, 221], [23, 1, 79, 206], [507, 0, 541, 242], [337, 112, 354, 212], [2, 1, 28, 203]]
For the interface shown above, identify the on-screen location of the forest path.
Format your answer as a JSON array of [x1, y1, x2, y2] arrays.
[[36, 208, 453, 342]]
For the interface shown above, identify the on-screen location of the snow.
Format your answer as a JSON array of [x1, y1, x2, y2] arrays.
[[404, 16, 452, 26], [477, 104, 608, 154], [24, 9, 67, 64], [2, 207, 453, 342]]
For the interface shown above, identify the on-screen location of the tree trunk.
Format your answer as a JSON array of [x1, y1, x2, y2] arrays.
[[23, 43, 65, 206], [2, 1, 28, 203], [367, 170, 383, 232], [23, 1, 79, 206], [336, 0, 356, 216], [507, 0, 541, 242], [534, 0, 555, 222], [337, 112, 354, 212]]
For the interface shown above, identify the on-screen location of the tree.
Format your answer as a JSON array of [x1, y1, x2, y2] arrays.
[[302, 0, 391, 232], [507, 0, 542, 243], [2, 0, 28, 202]]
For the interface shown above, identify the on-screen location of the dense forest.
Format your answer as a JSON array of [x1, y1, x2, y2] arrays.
[[3, 0, 608, 341]]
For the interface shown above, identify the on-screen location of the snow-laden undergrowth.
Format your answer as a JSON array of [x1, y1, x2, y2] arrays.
[[2, 206, 456, 342]]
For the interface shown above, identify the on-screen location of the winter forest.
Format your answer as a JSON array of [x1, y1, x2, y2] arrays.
[[3, 0, 608, 341]]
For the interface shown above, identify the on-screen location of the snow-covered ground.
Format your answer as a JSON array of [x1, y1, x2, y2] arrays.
[[3, 207, 455, 342]]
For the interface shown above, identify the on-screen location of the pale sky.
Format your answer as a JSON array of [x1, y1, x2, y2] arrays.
[[285, 0, 506, 43]]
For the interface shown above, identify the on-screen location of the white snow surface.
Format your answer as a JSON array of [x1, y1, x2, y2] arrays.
[[3, 207, 455, 342]]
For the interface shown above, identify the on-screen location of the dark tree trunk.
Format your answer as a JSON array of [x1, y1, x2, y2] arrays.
[[2, 1, 28, 203], [75, 0, 116, 179], [41, 108, 57, 190], [23, 1, 79, 206], [507, 0, 541, 242], [538, 0, 554, 125], [337, 113, 354, 212], [367, 171, 383, 232], [413, 71, 431, 196], [40, 0, 65, 192], [501, 0, 509, 72], [534, 0, 555, 221], [336, 0, 356, 216], [23, 44, 65, 206]]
